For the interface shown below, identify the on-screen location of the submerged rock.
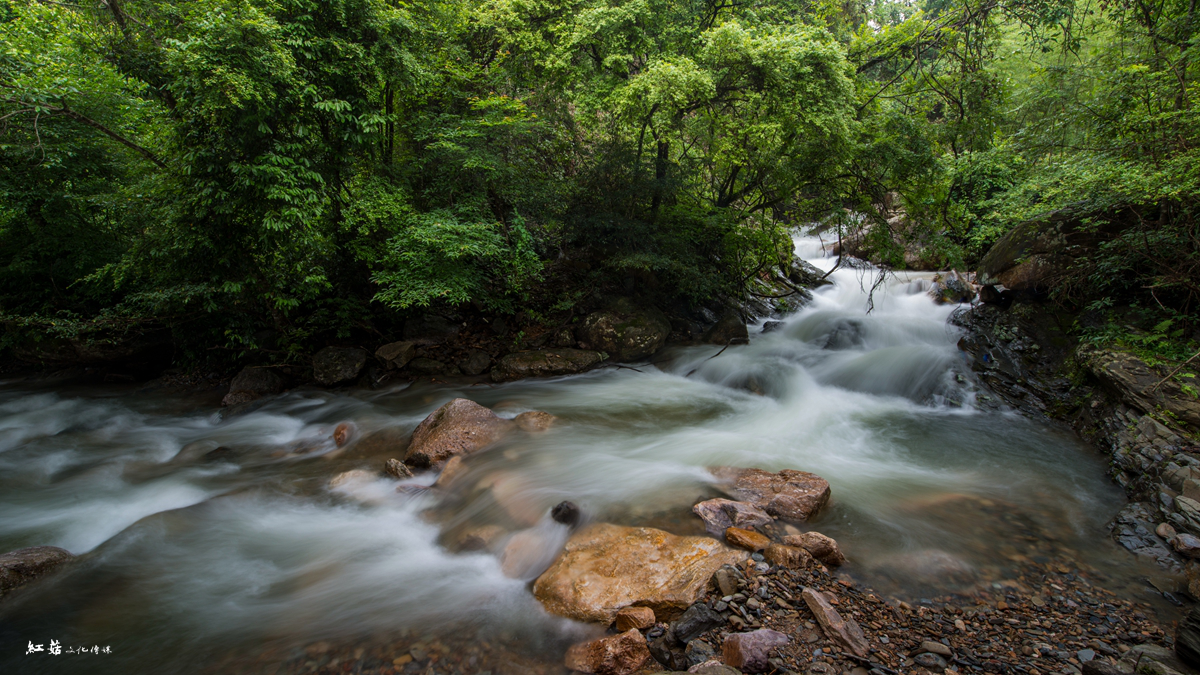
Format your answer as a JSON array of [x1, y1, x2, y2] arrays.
[[576, 300, 672, 361], [404, 398, 512, 470], [709, 466, 831, 521], [532, 523, 748, 624], [490, 349, 604, 382], [564, 628, 653, 675], [0, 546, 74, 597], [692, 498, 772, 537], [382, 458, 413, 479], [313, 347, 369, 386], [514, 410, 558, 432]]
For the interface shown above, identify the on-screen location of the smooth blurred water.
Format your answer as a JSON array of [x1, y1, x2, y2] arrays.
[[0, 236, 1156, 674]]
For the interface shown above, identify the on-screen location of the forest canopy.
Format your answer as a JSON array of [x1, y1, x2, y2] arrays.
[[1, 0, 1197, 365]]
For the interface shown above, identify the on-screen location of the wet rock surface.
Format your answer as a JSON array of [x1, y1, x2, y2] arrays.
[[532, 523, 749, 623], [222, 366, 286, 406], [710, 466, 832, 521], [403, 398, 513, 470], [693, 499, 773, 537], [0, 545, 74, 597], [576, 299, 672, 361]]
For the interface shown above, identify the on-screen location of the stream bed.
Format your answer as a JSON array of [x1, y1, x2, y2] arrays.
[[0, 237, 1174, 674]]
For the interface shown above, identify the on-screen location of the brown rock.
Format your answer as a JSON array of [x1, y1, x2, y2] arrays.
[[433, 455, 467, 488], [514, 410, 558, 432], [222, 366, 285, 406], [454, 525, 506, 552], [723, 628, 790, 673], [533, 523, 749, 623], [0, 546, 75, 597], [801, 587, 869, 658], [615, 606, 656, 632], [1188, 561, 1200, 599], [709, 466, 830, 521], [329, 469, 376, 489], [500, 528, 562, 580], [478, 470, 543, 526], [383, 458, 413, 479], [692, 498, 773, 537], [725, 527, 771, 552], [333, 422, 355, 448], [763, 543, 812, 569], [564, 629, 653, 675], [781, 532, 846, 566], [376, 340, 416, 369], [404, 398, 512, 469], [490, 349, 605, 382]]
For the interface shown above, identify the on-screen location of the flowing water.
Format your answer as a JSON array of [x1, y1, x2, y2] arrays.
[[0, 236, 1172, 674]]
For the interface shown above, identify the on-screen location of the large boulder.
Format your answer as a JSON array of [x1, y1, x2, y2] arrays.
[[576, 299, 672, 361], [533, 523, 748, 624], [222, 366, 286, 406], [0, 546, 75, 597], [403, 398, 513, 469], [709, 467, 831, 521], [1080, 346, 1200, 431], [490, 349, 604, 382], [313, 347, 369, 386]]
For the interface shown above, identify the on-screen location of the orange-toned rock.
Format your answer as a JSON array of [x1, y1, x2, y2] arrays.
[[533, 523, 748, 624], [614, 606, 655, 632], [564, 629, 652, 675], [514, 410, 557, 432], [693, 498, 773, 537], [782, 532, 845, 566], [764, 543, 811, 569], [725, 527, 771, 552], [333, 422, 355, 447], [404, 398, 512, 469], [801, 587, 868, 658], [710, 466, 830, 521]]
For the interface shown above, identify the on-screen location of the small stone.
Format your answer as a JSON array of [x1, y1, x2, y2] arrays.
[[714, 567, 738, 597], [764, 543, 812, 569], [673, 603, 726, 643], [726, 527, 771, 552], [722, 628, 790, 673], [383, 458, 413, 479], [615, 606, 655, 632], [685, 640, 717, 667], [333, 422, 355, 447], [914, 653, 948, 670], [1158, 522, 1179, 539], [801, 587, 869, 658], [1077, 649, 1096, 662], [514, 410, 558, 432], [780, 532, 846, 566], [564, 629, 653, 675], [551, 500, 581, 527], [693, 499, 773, 537], [1174, 533, 1200, 559], [921, 640, 953, 657]]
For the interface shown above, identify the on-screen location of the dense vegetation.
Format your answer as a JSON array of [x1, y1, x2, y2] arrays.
[[1, 0, 1198, 368]]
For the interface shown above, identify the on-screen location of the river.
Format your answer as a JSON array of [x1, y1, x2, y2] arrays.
[[0, 236, 1170, 674]]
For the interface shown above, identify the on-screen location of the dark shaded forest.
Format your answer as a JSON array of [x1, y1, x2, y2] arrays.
[[1, 0, 1198, 377]]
